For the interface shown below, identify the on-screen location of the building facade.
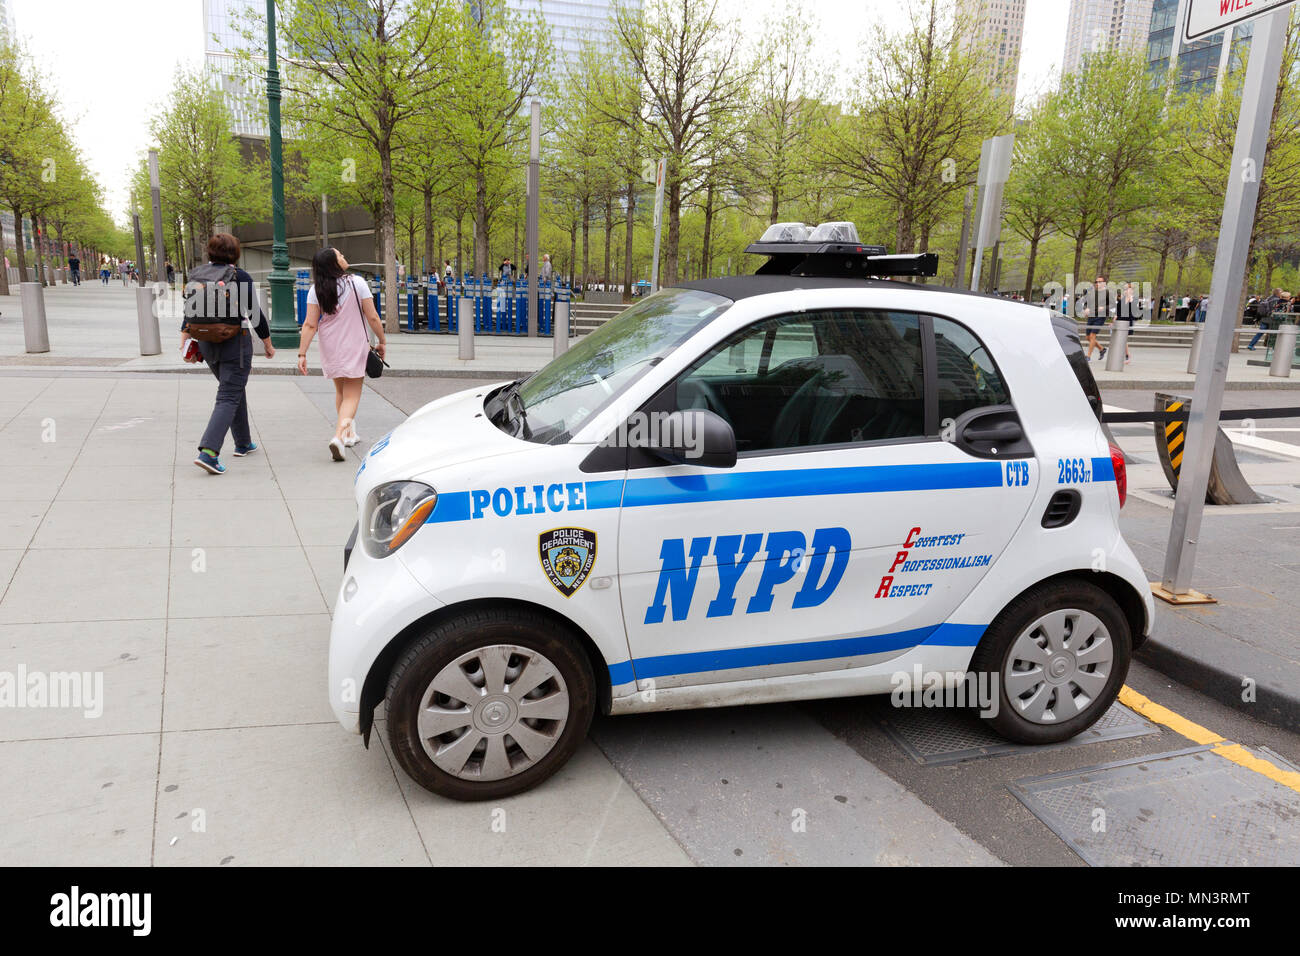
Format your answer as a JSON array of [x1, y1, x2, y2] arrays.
[[504, 0, 632, 72], [1063, 0, 1156, 75], [203, 0, 268, 137], [957, 0, 1027, 102], [1146, 0, 1253, 94]]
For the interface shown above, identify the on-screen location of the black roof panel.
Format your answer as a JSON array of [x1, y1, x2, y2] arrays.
[[676, 275, 1018, 305]]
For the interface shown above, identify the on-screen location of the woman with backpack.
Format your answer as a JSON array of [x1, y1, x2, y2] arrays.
[[181, 233, 275, 475], [296, 247, 386, 461]]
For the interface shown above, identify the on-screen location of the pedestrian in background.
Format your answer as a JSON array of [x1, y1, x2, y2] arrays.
[[1080, 280, 1103, 361], [100, 257, 111, 284], [1249, 288, 1284, 350], [67, 253, 80, 285], [296, 247, 386, 461], [1093, 276, 1114, 361], [182, 233, 275, 475]]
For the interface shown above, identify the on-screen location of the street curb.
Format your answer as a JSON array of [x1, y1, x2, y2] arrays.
[[0, 365, 530, 379], [126, 366, 529, 379], [1096, 379, 1300, 390], [1136, 634, 1300, 736]]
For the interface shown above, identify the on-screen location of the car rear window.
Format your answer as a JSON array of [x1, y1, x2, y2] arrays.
[[1050, 312, 1103, 419]]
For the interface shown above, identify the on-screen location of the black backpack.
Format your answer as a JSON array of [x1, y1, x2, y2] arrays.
[[183, 264, 243, 342]]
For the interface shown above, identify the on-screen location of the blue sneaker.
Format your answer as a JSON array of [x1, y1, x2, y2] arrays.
[[194, 450, 225, 475], [233, 441, 258, 457]]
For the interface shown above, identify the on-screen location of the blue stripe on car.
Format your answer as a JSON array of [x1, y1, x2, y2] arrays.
[[425, 461, 1016, 523], [606, 621, 985, 683]]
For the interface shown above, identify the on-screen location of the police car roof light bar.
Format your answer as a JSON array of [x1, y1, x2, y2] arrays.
[[746, 239, 939, 279]]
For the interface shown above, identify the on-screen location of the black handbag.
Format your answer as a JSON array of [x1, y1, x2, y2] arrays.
[[350, 275, 389, 378]]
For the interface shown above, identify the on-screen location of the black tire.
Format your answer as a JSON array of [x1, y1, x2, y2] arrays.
[[969, 578, 1131, 745], [386, 607, 595, 801]]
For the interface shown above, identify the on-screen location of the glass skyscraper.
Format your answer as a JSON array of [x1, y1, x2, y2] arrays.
[[957, 0, 1027, 103], [202, 0, 268, 137], [505, 0, 636, 71], [1063, 0, 1156, 76], [1146, 0, 1253, 94]]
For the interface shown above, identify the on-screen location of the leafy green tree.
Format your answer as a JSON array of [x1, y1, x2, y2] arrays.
[[265, 0, 455, 330], [0, 39, 57, 289], [605, 0, 754, 285], [1038, 50, 1170, 281], [825, 0, 1007, 255], [438, 0, 549, 278], [1003, 101, 1059, 299], [734, 13, 829, 225], [1169, 10, 1300, 340], [149, 66, 266, 265]]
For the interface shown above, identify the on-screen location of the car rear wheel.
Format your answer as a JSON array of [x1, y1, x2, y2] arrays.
[[385, 608, 595, 801], [969, 579, 1131, 745]]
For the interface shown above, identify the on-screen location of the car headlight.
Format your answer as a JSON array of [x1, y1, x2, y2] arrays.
[[362, 481, 438, 558]]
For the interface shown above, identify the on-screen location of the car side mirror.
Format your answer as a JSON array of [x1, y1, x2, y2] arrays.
[[650, 409, 737, 469]]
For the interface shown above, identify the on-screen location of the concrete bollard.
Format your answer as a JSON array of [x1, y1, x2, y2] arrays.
[[1270, 324, 1297, 378], [1105, 322, 1130, 371], [552, 300, 570, 358], [135, 284, 162, 356], [458, 296, 474, 361], [1187, 324, 1203, 374], [20, 282, 50, 353]]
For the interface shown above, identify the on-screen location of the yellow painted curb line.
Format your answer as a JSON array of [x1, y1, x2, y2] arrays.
[[1119, 686, 1300, 796], [1211, 744, 1300, 793]]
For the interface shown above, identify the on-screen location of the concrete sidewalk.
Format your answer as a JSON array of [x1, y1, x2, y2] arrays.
[[0, 373, 690, 865], [0, 372, 1005, 866], [0, 281, 566, 377]]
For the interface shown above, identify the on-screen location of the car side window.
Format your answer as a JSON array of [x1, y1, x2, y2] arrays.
[[673, 310, 926, 454], [931, 316, 1010, 425]]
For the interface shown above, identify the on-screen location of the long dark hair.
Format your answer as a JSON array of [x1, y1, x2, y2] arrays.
[[312, 247, 345, 315]]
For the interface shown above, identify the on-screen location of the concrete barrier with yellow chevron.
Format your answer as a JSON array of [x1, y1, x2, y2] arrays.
[[1153, 392, 1264, 505]]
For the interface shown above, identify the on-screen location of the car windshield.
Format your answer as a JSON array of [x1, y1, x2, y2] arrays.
[[510, 287, 731, 443]]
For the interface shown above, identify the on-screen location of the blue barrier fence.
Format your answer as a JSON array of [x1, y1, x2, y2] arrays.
[[295, 270, 571, 335], [295, 270, 310, 326]]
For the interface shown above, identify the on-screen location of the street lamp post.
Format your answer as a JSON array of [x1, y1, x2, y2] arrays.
[[265, 0, 298, 348]]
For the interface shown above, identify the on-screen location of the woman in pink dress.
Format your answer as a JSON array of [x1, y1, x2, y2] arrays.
[[296, 248, 387, 460]]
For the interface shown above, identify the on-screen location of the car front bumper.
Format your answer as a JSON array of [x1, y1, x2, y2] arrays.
[[328, 536, 445, 735]]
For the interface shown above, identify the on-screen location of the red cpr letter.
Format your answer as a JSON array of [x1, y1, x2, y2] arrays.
[[874, 576, 893, 599], [904, 527, 921, 547]]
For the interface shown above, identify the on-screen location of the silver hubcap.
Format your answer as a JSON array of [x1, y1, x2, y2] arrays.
[[1003, 609, 1113, 724], [417, 644, 569, 781]]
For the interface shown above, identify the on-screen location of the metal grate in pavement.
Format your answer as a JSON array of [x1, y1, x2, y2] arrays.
[[1009, 745, 1300, 866], [877, 702, 1158, 766]]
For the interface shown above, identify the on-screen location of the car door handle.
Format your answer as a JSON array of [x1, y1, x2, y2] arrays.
[[963, 421, 1022, 443]]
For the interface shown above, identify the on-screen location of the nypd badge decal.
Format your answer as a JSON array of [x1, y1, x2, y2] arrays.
[[539, 528, 597, 597]]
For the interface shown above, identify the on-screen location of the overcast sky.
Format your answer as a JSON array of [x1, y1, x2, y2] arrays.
[[15, 0, 1071, 222]]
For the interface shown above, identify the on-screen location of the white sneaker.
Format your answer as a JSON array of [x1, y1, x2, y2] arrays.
[[343, 428, 361, 447], [329, 437, 345, 461]]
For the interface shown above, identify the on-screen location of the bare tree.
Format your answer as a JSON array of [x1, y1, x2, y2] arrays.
[[605, 0, 755, 285]]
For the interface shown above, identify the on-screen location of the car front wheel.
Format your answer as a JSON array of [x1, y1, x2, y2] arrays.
[[970, 579, 1132, 745], [386, 608, 595, 801]]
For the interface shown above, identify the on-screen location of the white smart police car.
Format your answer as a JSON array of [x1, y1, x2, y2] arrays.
[[329, 222, 1153, 801]]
